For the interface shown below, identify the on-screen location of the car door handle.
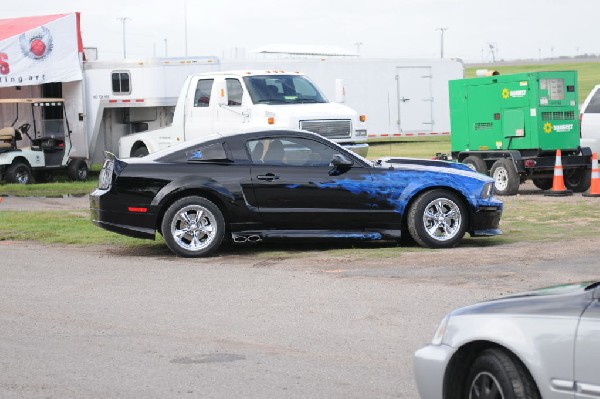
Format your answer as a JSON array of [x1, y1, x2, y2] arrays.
[[257, 173, 279, 181]]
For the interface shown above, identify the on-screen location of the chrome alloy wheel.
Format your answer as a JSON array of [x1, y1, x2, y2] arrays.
[[492, 166, 509, 192], [15, 169, 29, 184], [170, 204, 217, 252], [469, 371, 505, 399], [422, 197, 462, 242]]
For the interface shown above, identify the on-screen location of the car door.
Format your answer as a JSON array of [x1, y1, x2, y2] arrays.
[[247, 136, 373, 230], [574, 289, 600, 398], [184, 78, 215, 139]]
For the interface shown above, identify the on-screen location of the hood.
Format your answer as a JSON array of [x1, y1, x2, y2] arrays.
[[254, 102, 357, 121], [376, 156, 493, 183], [453, 281, 599, 318]]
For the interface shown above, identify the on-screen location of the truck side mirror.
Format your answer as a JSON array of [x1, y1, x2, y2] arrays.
[[335, 79, 346, 103], [216, 80, 228, 106]]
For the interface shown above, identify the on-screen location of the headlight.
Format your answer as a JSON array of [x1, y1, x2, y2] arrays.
[[355, 129, 368, 137], [431, 314, 450, 345], [481, 182, 494, 199]]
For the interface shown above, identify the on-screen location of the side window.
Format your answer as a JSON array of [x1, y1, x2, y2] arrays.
[[247, 137, 338, 166], [185, 142, 228, 161], [111, 71, 131, 95], [194, 79, 214, 107], [226, 79, 243, 106], [585, 90, 600, 114]]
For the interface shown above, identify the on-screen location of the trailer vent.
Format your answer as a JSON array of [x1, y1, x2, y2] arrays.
[[299, 120, 352, 139], [542, 111, 575, 121], [474, 122, 493, 130]]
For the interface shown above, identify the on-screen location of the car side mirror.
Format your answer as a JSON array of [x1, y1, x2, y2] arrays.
[[331, 153, 353, 167]]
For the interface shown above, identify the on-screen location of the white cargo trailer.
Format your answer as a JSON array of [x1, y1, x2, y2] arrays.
[[223, 58, 464, 138]]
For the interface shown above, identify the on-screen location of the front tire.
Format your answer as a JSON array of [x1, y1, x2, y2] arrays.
[[161, 196, 225, 257], [407, 189, 467, 248], [490, 159, 520, 196], [465, 348, 540, 399], [6, 162, 32, 184]]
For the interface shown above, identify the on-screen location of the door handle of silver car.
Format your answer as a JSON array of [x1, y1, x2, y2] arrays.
[[257, 173, 279, 181]]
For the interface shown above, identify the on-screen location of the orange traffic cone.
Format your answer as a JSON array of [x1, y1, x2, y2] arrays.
[[583, 152, 600, 197], [545, 149, 573, 196]]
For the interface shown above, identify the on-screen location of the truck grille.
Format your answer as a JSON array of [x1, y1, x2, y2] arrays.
[[542, 111, 575, 121], [299, 120, 352, 139]]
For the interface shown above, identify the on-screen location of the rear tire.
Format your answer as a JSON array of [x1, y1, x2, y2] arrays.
[[532, 177, 553, 191], [490, 159, 520, 196], [407, 189, 467, 249], [564, 167, 591, 193], [67, 159, 88, 181], [161, 196, 225, 257], [465, 348, 540, 399], [6, 162, 32, 184], [463, 156, 488, 175]]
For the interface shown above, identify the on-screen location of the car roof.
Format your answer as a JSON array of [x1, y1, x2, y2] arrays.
[[142, 129, 324, 161]]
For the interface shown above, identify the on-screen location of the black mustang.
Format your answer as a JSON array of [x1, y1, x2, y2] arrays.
[[90, 130, 502, 257]]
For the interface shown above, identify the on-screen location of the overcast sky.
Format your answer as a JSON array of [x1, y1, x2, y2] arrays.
[[3, 0, 599, 63]]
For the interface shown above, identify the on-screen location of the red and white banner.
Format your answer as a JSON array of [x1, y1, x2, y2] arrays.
[[0, 13, 84, 87]]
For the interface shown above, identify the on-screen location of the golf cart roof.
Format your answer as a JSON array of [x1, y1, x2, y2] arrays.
[[0, 98, 65, 105]]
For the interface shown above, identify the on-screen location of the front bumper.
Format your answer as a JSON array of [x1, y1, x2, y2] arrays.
[[470, 200, 503, 237], [414, 344, 455, 399]]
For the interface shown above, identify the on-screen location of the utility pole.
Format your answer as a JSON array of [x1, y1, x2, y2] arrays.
[[354, 42, 363, 56], [184, 0, 188, 56], [436, 27, 448, 58], [117, 17, 130, 59]]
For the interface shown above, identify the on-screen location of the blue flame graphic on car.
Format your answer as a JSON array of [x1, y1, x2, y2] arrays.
[[289, 168, 497, 214]]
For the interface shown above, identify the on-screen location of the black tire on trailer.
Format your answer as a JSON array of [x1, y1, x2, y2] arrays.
[[490, 159, 520, 196], [67, 159, 89, 181], [34, 170, 54, 183], [407, 189, 468, 249], [464, 348, 540, 399], [532, 177, 553, 191], [462, 155, 488, 175], [161, 196, 225, 258], [132, 146, 149, 157], [6, 162, 32, 184], [564, 167, 591, 193]]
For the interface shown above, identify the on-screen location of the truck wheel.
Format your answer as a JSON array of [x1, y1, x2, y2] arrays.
[[462, 156, 488, 175], [564, 168, 591, 193], [34, 170, 54, 183], [161, 196, 225, 257], [132, 146, 149, 157], [532, 177, 553, 190], [490, 159, 520, 195], [407, 189, 467, 249], [67, 159, 89, 181], [6, 162, 32, 184]]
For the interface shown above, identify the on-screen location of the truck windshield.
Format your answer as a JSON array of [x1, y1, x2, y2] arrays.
[[243, 75, 328, 105]]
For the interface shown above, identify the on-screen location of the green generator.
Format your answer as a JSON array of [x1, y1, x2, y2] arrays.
[[448, 71, 591, 195]]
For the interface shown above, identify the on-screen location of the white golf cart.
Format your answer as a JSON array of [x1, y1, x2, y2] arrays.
[[0, 98, 88, 184]]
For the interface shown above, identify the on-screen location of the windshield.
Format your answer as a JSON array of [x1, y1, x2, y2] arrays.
[[243, 75, 328, 105]]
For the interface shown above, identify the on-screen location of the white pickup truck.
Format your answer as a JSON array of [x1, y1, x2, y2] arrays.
[[118, 70, 368, 158], [580, 85, 600, 155]]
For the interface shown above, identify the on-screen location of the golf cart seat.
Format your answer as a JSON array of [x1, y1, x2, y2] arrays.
[[0, 127, 16, 149]]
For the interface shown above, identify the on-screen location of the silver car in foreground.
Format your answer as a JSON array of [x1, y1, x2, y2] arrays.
[[414, 281, 600, 399]]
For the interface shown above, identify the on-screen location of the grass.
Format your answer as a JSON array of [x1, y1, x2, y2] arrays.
[[0, 180, 98, 197], [1, 197, 599, 257], [465, 61, 600, 103], [366, 136, 450, 160]]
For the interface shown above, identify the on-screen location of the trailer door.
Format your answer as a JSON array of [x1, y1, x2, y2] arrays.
[[396, 66, 434, 133]]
